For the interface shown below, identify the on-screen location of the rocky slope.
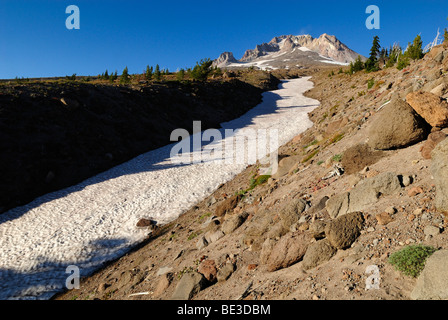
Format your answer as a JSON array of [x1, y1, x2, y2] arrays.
[[55, 43, 448, 301], [0, 71, 281, 214], [213, 34, 365, 70]]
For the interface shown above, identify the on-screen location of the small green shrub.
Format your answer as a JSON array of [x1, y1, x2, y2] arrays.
[[332, 154, 343, 162], [397, 54, 410, 70], [367, 78, 375, 89], [388, 245, 437, 278], [248, 175, 271, 191]]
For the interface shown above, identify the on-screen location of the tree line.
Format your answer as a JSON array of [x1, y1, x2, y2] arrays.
[[96, 58, 216, 84], [348, 32, 432, 75]]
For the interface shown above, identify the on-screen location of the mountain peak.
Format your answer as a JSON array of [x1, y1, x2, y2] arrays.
[[213, 33, 364, 70]]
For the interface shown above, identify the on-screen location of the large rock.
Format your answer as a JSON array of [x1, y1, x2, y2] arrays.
[[171, 271, 208, 300], [266, 231, 312, 272], [197, 260, 217, 283], [430, 138, 448, 214], [221, 212, 248, 235], [302, 239, 337, 270], [406, 91, 448, 128], [242, 209, 275, 250], [367, 98, 430, 150], [279, 198, 307, 229], [411, 249, 448, 300], [326, 192, 350, 219], [420, 131, 447, 159], [348, 172, 403, 212], [325, 172, 403, 218], [272, 155, 301, 179], [217, 261, 235, 282], [325, 212, 364, 249]]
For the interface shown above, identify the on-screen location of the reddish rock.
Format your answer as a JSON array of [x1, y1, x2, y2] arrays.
[[406, 91, 448, 128], [376, 212, 394, 226], [197, 260, 217, 283], [408, 187, 424, 197], [247, 264, 258, 271]]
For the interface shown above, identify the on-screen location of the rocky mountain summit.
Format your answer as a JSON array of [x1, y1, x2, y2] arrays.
[[213, 34, 364, 70]]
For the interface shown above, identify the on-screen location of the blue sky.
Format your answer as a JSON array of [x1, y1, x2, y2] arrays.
[[1, 0, 447, 79]]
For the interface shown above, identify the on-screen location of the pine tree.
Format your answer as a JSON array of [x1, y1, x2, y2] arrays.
[[145, 65, 153, 80], [190, 58, 213, 81], [349, 55, 365, 74], [405, 35, 424, 60], [444, 28, 448, 43], [104, 70, 109, 80], [365, 36, 380, 72], [154, 64, 161, 81], [177, 68, 185, 81], [120, 66, 130, 84]]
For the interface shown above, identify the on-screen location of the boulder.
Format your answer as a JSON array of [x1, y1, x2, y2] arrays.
[[309, 196, 329, 214], [325, 212, 364, 249], [302, 239, 337, 270], [266, 231, 312, 272], [420, 131, 447, 159], [153, 273, 174, 297], [217, 261, 235, 282], [326, 172, 403, 218], [171, 271, 208, 300], [221, 212, 248, 234], [348, 172, 403, 212], [367, 98, 430, 150], [431, 138, 448, 214], [309, 220, 327, 239], [260, 238, 277, 265], [406, 91, 448, 128], [279, 198, 307, 229], [326, 192, 350, 219], [242, 209, 274, 250], [341, 143, 384, 175], [411, 249, 448, 300], [197, 260, 217, 283], [272, 155, 301, 179]]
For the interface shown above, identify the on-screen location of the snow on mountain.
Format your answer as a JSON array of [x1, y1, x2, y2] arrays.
[[213, 33, 365, 70]]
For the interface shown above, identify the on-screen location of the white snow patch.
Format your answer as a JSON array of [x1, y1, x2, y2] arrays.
[[0, 78, 319, 300]]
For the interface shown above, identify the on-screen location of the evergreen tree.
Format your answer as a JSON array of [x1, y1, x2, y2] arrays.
[[405, 35, 424, 60], [190, 58, 213, 81], [365, 36, 381, 72], [154, 64, 161, 81], [145, 65, 153, 80], [177, 68, 185, 81], [349, 55, 365, 74], [444, 28, 448, 43], [104, 69, 109, 80], [120, 66, 130, 84], [110, 70, 118, 83]]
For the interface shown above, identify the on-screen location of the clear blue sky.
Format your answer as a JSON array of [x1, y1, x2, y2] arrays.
[[1, 0, 447, 79]]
